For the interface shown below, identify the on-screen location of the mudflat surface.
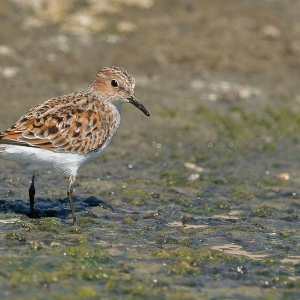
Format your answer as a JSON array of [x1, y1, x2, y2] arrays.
[[0, 0, 300, 299]]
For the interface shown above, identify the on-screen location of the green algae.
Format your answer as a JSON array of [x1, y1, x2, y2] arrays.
[[265, 257, 281, 265], [182, 205, 214, 216], [154, 247, 247, 265], [71, 235, 88, 245], [153, 247, 249, 277], [232, 186, 255, 199], [194, 104, 300, 152], [6, 231, 27, 243], [160, 169, 187, 186], [34, 218, 65, 232], [216, 202, 230, 210], [77, 286, 98, 298], [2, 246, 117, 291], [252, 207, 267, 217], [168, 261, 199, 275], [122, 216, 136, 224], [121, 187, 149, 201]]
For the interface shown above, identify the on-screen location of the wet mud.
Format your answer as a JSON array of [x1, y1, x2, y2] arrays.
[[0, 0, 300, 299]]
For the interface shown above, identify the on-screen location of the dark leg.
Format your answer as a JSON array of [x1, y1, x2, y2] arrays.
[[67, 174, 77, 226], [29, 172, 36, 217]]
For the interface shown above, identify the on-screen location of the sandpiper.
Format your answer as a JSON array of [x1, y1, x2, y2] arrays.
[[0, 66, 150, 225]]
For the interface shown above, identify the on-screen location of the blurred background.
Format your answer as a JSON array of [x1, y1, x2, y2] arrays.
[[1, 0, 300, 123], [1, 0, 300, 170], [1, 1, 300, 299]]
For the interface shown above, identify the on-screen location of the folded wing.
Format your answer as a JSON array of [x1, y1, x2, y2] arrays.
[[0, 107, 109, 154]]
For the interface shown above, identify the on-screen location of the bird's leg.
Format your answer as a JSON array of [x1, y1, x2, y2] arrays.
[[67, 174, 77, 226], [29, 172, 36, 217]]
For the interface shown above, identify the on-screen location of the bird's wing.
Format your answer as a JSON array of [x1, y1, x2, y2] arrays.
[[0, 106, 110, 153]]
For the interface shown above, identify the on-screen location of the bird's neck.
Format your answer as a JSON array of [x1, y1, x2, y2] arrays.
[[115, 103, 122, 115]]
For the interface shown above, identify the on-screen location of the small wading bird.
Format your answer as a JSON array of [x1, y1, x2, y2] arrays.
[[0, 66, 150, 225]]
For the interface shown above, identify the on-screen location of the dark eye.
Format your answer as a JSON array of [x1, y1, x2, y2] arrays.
[[111, 79, 118, 87]]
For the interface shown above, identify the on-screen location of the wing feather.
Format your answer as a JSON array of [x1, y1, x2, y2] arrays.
[[0, 107, 110, 154]]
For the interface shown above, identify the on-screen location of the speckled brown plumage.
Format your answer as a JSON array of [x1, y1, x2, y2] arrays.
[[0, 92, 117, 153]]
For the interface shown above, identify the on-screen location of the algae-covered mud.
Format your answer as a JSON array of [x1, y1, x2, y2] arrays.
[[0, 0, 300, 299]]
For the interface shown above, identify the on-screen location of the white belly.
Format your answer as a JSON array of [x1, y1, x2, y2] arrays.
[[0, 144, 98, 176]]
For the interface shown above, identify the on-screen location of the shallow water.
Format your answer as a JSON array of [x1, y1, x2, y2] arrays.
[[0, 0, 300, 299]]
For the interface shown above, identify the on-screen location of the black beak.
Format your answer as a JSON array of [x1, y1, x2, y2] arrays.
[[128, 95, 150, 117]]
